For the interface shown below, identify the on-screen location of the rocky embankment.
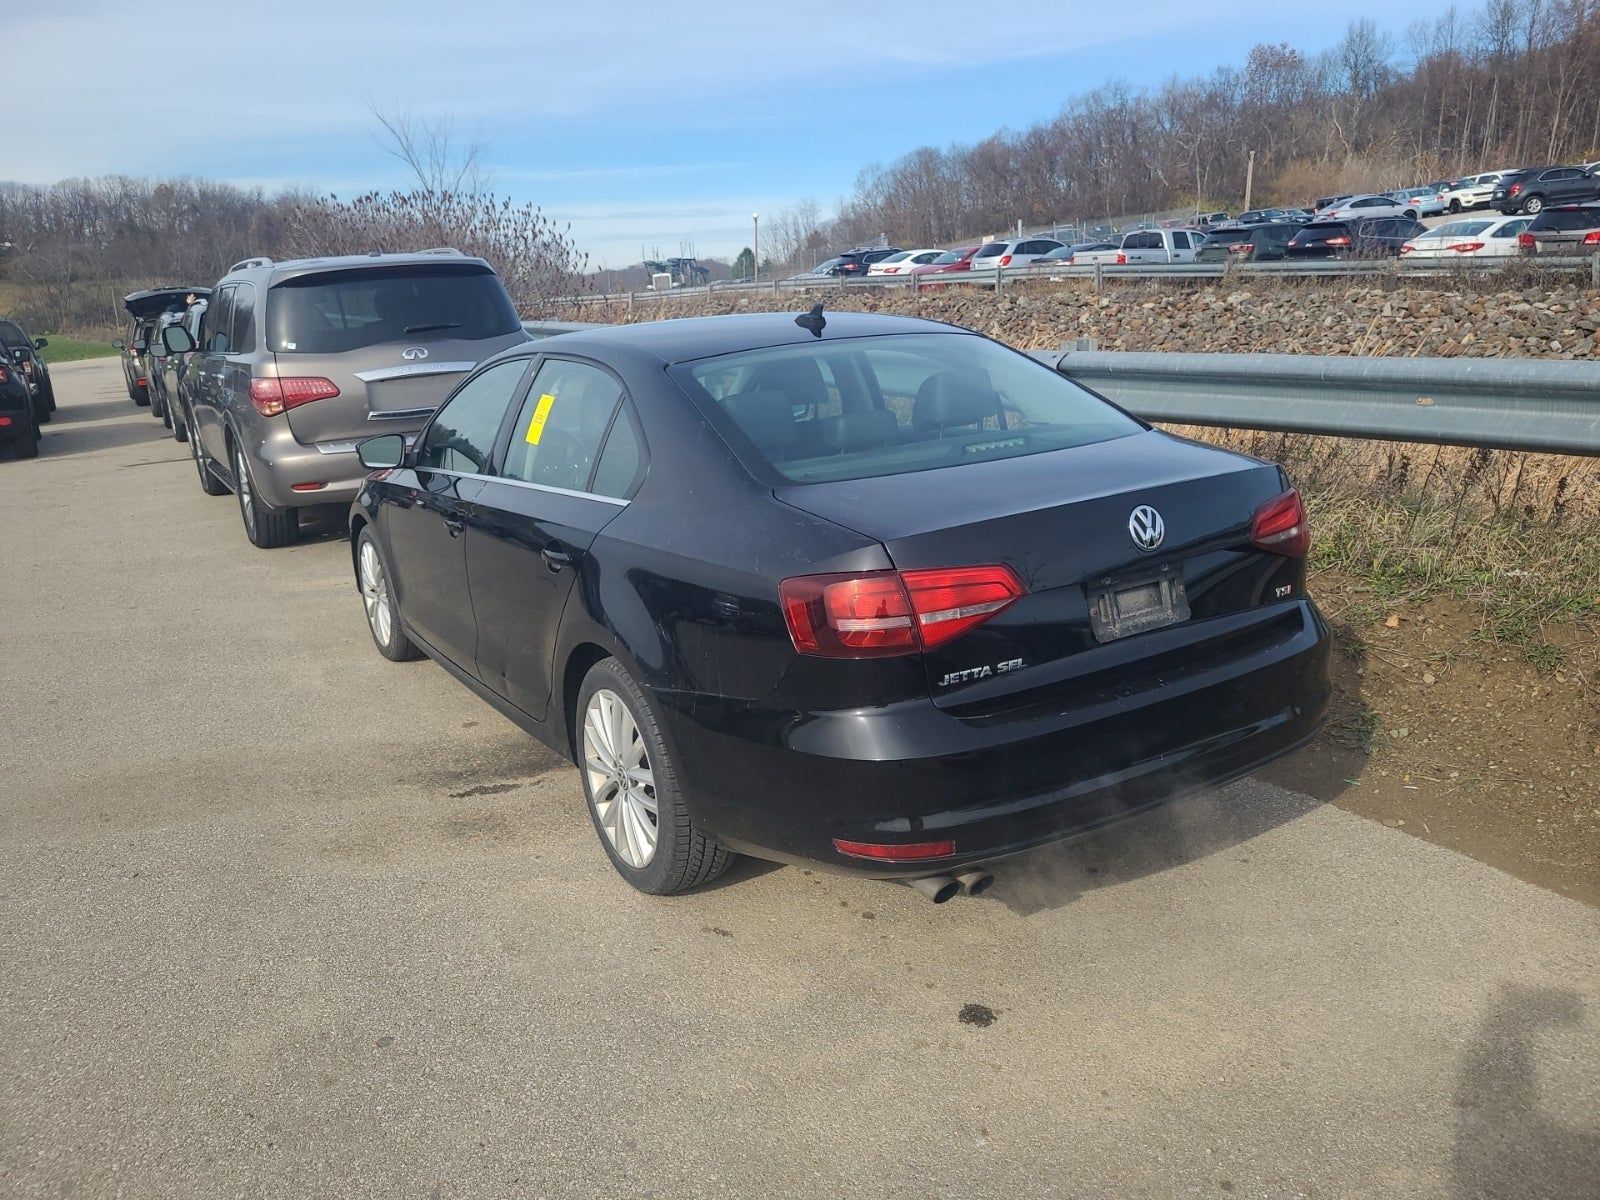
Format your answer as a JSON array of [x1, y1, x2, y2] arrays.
[[583, 278, 1600, 359]]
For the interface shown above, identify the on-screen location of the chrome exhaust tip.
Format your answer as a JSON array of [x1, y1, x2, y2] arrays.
[[954, 868, 994, 897], [909, 875, 961, 904]]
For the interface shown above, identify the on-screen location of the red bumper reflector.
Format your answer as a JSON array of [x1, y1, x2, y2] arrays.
[[833, 838, 956, 861], [0, 415, 12, 427], [290, 482, 328, 492]]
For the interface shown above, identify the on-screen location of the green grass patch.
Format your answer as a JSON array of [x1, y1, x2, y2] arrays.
[[39, 335, 119, 362]]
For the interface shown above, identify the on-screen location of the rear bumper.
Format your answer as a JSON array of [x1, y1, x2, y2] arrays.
[[656, 600, 1333, 878], [244, 425, 416, 509]]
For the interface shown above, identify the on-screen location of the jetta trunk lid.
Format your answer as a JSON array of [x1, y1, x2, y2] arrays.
[[776, 431, 1301, 709]]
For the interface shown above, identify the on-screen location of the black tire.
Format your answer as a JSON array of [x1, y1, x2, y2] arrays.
[[231, 439, 296, 548], [192, 428, 228, 495], [33, 394, 51, 425], [1448, 199, 1462, 213], [12, 421, 39, 459], [354, 528, 421, 662], [171, 401, 189, 443], [1404, 209, 1418, 220], [575, 657, 734, 895], [1523, 195, 1544, 214], [156, 390, 171, 428], [43, 377, 55, 413]]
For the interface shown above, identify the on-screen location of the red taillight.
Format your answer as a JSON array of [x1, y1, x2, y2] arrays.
[[0, 414, 11, 427], [0, 365, 8, 384], [780, 565, 1026, 658], [1228, 242, 1253, 254], [1508, 183, 1523, 196], [1400, 244, 1414, 254], [1450, 242, 1485, 253], [832, 838, 956, 861], [250, 376, 340, 417], [1584, 231, 1600, 245], [998, 254, 1013, 267], [135, 377, 146, 387], [1517, 232, 1535, 249], [1251, 489, 1310, 558], [1115, 253, 1127, 264], [1325, 236, 1351, 247]]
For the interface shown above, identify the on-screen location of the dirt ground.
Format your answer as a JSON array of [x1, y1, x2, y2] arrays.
[[1265, 568, 1600, 905]]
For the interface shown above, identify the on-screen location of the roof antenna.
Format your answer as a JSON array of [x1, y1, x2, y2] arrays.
[[794, 303, 826, 338]]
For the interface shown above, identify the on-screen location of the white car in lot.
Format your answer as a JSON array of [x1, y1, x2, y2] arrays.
[[1317, 193, 1420, 220], [1398, 215, 1533, 258], [1073, 228, 1206, 265], [867, 249, 945, 276], [1438, 171, 1515, 213], [969, 237, 1067, 271]]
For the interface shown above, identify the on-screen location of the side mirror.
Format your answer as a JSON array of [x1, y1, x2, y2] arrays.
[[162, 325, 196, 354], [357, 433, 407, 470], [132, 338, 148, 353], [150, 340, 168, 359], [113, 339, 125, 350], [33, 337, 46, 350]]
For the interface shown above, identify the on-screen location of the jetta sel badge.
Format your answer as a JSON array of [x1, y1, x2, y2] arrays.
[[1129, 504, 1165, 550], [939, 658, 1025, 687]]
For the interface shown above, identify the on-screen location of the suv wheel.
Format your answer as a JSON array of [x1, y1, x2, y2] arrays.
[[576, 658, 734, 895], [1448, 199, 1462, 213], [232, 440, 296, 548], [356, 529, 420, 661], [12, 419, 39, 459], [1523, 195, 1544, 214]]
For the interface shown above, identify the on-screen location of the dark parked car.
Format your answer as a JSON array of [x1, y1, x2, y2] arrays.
[[1492, 165, 1599, 214], [813, 248, 903, 277], [347, 311, 1331, 899], [1195, 222, 1298, 262], [0, 319, 55, 424], [117, 287, 210, 406], [1285, 218, 1426, 258], [1516, 203, 1600, 254], [0, 342, 40, 458]]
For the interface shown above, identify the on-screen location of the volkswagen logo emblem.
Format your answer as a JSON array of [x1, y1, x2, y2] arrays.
[[401, 346, 429, 361], [1128, 505, 1165, 552]]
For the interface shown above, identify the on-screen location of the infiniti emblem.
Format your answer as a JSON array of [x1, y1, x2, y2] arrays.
[[401, 346, 429, 361], [1128, 505, 1165, 551]]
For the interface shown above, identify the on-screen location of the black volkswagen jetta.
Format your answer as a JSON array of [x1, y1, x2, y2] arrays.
[[349, 312, 1330, 898]]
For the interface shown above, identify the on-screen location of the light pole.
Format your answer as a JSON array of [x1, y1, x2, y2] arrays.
[[1243, 149, 1257, 212], [752, 213, 759, 284]]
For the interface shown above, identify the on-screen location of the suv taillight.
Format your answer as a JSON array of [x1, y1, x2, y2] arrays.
[[1325, 235, 1351, 247], [1508, 183, 1523, 196], [1517, 232, 1535, 250], [998, 254, 1013, 267], [1251, 489, 1310, 558], [780, 566, 1026, 658], [1584, 231, 1600, 245], [249, 376, 340, 417]]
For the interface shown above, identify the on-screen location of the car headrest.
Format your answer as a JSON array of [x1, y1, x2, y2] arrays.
[[913, 370, 1002, 430], [822, 408, 900, 453], [722, 390, 798, 458], [749, 356, 829, 410]]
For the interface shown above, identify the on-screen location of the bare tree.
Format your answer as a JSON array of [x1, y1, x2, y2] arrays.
[[369, 103, 492, 194]]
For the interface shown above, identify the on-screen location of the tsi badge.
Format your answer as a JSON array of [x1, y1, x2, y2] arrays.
[[939, 658, 1024, 688]]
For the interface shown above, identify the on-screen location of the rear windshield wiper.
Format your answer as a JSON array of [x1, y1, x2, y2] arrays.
[[402, 322, 462, 334]]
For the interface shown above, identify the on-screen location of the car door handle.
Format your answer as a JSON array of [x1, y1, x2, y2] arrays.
[[541, 543, 575, 571], [444, 517, 465, 538]]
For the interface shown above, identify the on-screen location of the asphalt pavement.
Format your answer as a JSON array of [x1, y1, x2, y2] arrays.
[[2, 359, 1596, 1199]]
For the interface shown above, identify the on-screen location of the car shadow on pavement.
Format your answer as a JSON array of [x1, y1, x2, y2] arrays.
[[992, 780, 1327, 916], [1451, 985, 1599, 1199], [38, 417, 174, 458]]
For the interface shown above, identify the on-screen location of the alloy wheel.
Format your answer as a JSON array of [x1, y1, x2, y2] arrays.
[[359, 540, 392, 646], [582, 689, 658, 869], [234, 444, 255, 538]]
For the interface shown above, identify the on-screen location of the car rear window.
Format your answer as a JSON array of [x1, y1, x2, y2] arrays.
[[973, 244, 1007, 258], [1298, 222, 1350, 237], [669, 332, 1142, 485], [1425, 220, 1494, 238], [267, 264, 519, 354], [1203, 228, 1252, 244], [1532, 208, 1600, 231], [0, 321, 25, 348]]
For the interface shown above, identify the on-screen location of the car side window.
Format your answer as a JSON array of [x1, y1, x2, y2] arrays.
[[501, 358, 623, 492], [205, 287, 235, 353], [590, 404, 645, 499], [1172, 232, 1190, 249], [230, 284, 256, 355], [416, 359, 530, 474]]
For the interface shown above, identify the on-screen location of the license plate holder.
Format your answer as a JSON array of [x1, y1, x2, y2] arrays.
[[1089, 564, 1190, 643]]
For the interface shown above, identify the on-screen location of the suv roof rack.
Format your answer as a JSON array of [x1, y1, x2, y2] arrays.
[[228, 257, 274, 273], [416, 247, 466, 256]]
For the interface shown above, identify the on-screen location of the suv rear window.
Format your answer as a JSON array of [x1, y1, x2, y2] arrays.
[[973, 244, 1007, 258], [1531, 207, 1600, 231], [670, 333, 1142, 485], [0, 321, 26, 348], [267, 264, 519, 354]]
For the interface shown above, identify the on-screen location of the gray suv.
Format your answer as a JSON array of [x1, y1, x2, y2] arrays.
[[163, 250, 530, 547]]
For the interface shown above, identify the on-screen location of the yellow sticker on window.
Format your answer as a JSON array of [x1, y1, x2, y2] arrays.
[[524, 393, 556, 444]]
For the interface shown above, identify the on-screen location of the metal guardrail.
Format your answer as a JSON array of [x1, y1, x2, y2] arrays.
[[1032, 348, 1600, 456], [523, 319, 607, 337]]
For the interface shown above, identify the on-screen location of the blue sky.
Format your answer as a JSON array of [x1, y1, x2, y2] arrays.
[[15, 1, 1418, 264]]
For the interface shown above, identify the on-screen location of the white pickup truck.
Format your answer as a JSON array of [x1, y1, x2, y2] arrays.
[[1073, 228, 1206, 265]]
